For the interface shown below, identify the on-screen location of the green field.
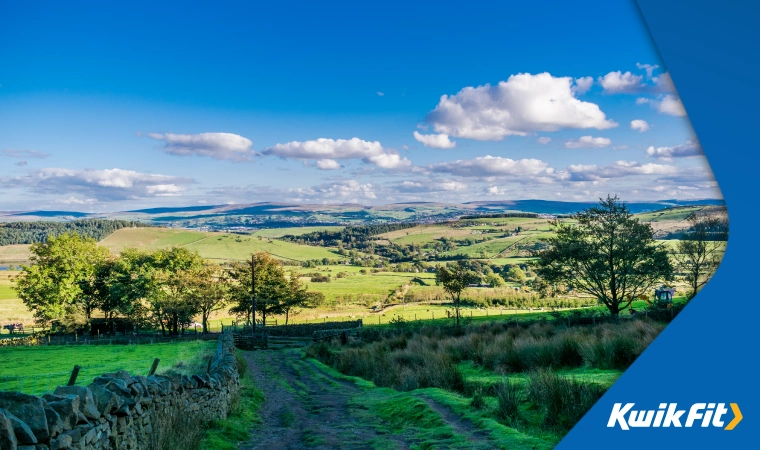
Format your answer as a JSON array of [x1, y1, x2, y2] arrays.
[[0, 244, 31, 264], [251, 226, 344, 238], [99, 227, 342, 262], [0, 340, 215, 394]]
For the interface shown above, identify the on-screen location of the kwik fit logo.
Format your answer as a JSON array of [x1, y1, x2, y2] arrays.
[[608, 403, 742, 430]]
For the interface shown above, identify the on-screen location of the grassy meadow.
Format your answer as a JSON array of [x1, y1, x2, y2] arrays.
[[0, 340, 215, 394]]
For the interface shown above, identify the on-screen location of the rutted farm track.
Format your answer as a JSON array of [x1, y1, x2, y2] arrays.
[[240, 349, 498, 450]]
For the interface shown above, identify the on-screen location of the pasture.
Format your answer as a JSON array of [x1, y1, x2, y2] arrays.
[[0, 340, 215, 394], [99, 227, 342, 262]]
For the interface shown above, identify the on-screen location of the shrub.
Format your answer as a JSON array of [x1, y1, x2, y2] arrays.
[[470, 388, 487, 410], [493, 378, 521, 423], [310, 274, 331, 283], [526, 369, 606, 431]]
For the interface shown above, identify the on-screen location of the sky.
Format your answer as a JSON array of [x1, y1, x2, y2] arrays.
[[0, 0, 721, 212]]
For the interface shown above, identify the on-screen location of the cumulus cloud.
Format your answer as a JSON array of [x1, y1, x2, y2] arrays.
[[209, 180, 376, 204], [560, 160, 678, 182], [392, 179, 468, 193], [646, 139, 702, 160], [148, 132, 255, 161], [1, 168, 193, 201], [657, 95, 687, 116], [636, 62, 659, 78], [263, 137, 411, 169], [572, 76, 594, 95], [599, 71, 644, 94], [630, 119, 650, 132], [424, 72, 617, 141], [428, 155, 552, 178], [564, 136, 612, 148], [316, 159, 341, 170], [412, 131, 456, 149], [653, 72, 676, 93], [536, 137, 552, 144], [2, 149, 50, 159], [637, 95, 687, 116]]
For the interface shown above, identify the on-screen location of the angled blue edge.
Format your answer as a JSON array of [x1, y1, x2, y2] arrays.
[[558, 1, 760, 448]]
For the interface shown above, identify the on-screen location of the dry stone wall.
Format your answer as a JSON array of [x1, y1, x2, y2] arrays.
[[0, 332, 239, 450]]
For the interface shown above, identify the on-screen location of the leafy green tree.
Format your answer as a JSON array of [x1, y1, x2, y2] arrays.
[[673, 214, 728, 299], [535, 196, 673, 316], [484, 272, 505, 287], [282, 272, 324, 325], [229, 252, 288, 326], [505, 266, 527, 284], [183, 264, 230, 333], [16, 233, 110, 325], [435, 262, 478, 326]]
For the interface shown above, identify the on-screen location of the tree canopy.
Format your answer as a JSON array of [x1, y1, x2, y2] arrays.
[[535, 196, 673, 316]]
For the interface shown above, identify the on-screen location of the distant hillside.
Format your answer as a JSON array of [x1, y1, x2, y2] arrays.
[[0, 219, 152, 246], [1, 198, 725, 231]]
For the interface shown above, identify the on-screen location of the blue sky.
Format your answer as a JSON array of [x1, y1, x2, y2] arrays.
[[0, 0, 720, 211]]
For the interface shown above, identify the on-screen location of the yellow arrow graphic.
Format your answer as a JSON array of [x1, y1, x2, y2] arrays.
[[725, 403, 742, 430]]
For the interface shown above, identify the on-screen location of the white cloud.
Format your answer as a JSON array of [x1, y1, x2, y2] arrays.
[[412, 131, 456, 149], [316, 159, 341, 170], [561, 160, 678, 182], [646, 139, 702, 160], [2, 168, 193, 201], [653, 72, 676, 93], [636, 62, 659, 78], [599, 71, 644, 94], [630, 119, 650, 132], [377, 92, 385, 97], [572, 76, 594, 95], [636, 94, 686, 116], [148, 132, 254, 161], [60, 197, 97, 205], [536, 137, 552, 144], [428, 155, 552, 178], [264, 137, 411, 170], [657, 95, 687, 116], [393, 180, 468, 193], [425, 72, 617, 141], [212, 180, 377, 204], [564, 136, 612, 148]]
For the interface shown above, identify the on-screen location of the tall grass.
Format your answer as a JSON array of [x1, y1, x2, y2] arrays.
[[308, 318, 663, 391], [526, 369, 606, 431]]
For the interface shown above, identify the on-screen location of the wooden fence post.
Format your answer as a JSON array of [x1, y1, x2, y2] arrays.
[[149, 358, 161, 376], [67, 366, 81, 386]]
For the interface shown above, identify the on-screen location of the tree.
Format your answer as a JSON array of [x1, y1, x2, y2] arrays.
[[183, 264, 230, 333], [484, 272, 505, 287], [281, 272, 324, 325], [535, 196, 673, 316], [505, 266, 527, 284], [229, 252, 288, 326], [673, 214, 728, 299], [435, 262, 478, 326], [16, 233, 110, 326]]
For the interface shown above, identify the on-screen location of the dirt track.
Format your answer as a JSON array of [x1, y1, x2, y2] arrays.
[[240, 349, 496, 450]]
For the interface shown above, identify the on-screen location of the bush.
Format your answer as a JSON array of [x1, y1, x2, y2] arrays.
[[493, 378, 521, 423], [310, 274, 331, 283], [526, 369, 606, 431]]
